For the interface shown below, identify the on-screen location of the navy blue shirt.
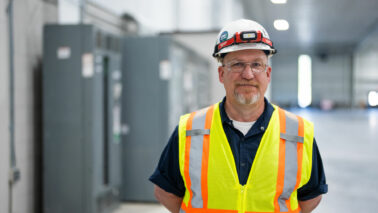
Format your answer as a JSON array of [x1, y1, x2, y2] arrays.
[[150, 98, 328, 201]]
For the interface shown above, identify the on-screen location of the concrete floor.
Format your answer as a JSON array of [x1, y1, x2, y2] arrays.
[[113, 202, 168, 213], [293, 108, 378, 212], [115, 109, 378, 213]]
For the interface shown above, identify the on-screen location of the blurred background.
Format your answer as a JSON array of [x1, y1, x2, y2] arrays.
[[1, 0, 378, 212]]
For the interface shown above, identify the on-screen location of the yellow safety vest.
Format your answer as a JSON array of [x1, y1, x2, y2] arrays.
[[178, 103, 314, 213]]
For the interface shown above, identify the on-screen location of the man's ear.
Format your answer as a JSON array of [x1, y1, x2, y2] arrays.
[[266, 66, 272, 82], [218, 66, 225, 84]]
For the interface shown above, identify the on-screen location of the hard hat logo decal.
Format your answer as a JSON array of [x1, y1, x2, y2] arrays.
[[220, 31, 228, 43]]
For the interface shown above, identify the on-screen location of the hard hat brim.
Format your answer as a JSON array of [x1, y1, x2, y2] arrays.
[[214, 43, 276, 57]]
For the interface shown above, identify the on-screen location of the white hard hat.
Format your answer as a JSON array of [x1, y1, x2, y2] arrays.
[[213, 19, 277, 57]]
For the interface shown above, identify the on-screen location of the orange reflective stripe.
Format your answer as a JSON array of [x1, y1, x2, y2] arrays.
[[275, 108, 286, 212], [294, 115, 304, 191], [201, 105, 215, 209], [181, 204, 301, 213], [181, 202, 187, 211], [181, 204, 238, 213], [246, 209, 301, 213], [181, 205, 300, 213], [184, 111, 196, 208], [285, 199, 291, 212]]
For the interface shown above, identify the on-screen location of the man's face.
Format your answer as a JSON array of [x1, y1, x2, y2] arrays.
[[218, 49, 271, 106]]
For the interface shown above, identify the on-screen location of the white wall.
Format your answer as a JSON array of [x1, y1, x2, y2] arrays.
[[174, 33, 226, 104], [270, 52, 299, 107], [58, 0, 129, 35], [354, 26, 378, 107], [0, 0, 58, 212], [88, 0, 243, 33], [312, 54, 353, 107], [58, 0, 80, 23], [270, 51, 353, 108], [0, 0, 10, 212]]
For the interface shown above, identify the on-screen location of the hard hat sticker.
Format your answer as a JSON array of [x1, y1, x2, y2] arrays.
[[220, 31, 228, 43]]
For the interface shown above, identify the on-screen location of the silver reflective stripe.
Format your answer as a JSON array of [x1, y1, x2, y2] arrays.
[[278, 111, 300, 212], [188, 107, 208, 208], [179, 209, 186, 213], [186, 129, 210, 136], [280, 133, 304, 143]]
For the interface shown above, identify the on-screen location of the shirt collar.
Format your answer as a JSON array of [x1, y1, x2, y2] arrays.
[[219, 96, 275, 136]]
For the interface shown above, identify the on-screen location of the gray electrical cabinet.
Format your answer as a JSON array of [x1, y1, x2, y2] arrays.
[[43, 25, 122, 213], [121, 36, 211, 201]]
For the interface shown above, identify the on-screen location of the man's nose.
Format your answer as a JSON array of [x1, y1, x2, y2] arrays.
[[241, 65, 255, 79]]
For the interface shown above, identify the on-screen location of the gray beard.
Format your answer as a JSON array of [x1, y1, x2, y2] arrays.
[[235, 92, 260, 105]]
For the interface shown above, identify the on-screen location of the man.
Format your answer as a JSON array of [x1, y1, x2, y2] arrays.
[[150, 19, 328, 213]]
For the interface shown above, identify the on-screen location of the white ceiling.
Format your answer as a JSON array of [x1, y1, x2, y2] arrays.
[[241, 0, 378, 54]]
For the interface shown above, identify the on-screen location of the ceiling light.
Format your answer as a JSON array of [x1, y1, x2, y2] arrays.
[[271, 0, 287, 4], [274, 19, 289, 31]]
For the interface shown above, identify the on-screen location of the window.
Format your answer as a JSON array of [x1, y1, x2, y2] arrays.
[[368, 91, 378, 107], [298, 55, 312, 108]]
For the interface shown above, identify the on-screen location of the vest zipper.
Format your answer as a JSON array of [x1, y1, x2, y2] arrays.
[[240, 185, 246, 213]]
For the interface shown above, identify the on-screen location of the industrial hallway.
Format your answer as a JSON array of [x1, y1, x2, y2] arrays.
[[114, 108, 378, 213], [2, 1, 378, 212]]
